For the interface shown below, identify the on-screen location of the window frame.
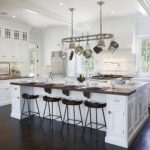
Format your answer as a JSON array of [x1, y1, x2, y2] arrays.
[[29, 41, 39, 77], [137, 34, 150, 77]]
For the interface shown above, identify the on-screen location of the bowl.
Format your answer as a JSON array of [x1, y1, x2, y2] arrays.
[[77, 77, 85, 83]]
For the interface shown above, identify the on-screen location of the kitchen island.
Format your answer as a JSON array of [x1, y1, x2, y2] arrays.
[[10, 80, 149, 148]]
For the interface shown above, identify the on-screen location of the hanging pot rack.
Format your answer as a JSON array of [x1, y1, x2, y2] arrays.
[[62, 33, 113, 43], [61, 1, 119, 60]]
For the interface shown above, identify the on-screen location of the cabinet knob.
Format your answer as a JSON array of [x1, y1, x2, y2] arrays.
[[17, 97, 20, 99], [108, 111, 112, 114]]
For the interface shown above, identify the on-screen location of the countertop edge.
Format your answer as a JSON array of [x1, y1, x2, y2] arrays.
[[10, 82, 136, 96]]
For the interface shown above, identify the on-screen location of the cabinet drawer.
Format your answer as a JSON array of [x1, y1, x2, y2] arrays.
[[107, 95, 126, 107]]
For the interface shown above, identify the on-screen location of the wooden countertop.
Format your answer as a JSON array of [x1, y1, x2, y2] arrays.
[[10, 82, 136, 96]]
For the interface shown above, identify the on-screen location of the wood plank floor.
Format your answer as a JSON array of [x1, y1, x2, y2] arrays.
[[0, 105, 150, 150]]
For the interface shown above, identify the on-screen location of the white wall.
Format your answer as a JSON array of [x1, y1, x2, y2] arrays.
[[42, 26, 70, 65], [136, 18, 150, 35]]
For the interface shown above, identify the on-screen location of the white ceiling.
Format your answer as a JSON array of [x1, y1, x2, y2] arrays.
[[0, 0, 148, 28]]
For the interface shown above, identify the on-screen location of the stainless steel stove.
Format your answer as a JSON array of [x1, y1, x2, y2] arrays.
[[91, 74, 133, 80]]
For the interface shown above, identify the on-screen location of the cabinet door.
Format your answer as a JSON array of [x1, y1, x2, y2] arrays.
[[0, 87, 10, 101], [107, 108, 125, 137]]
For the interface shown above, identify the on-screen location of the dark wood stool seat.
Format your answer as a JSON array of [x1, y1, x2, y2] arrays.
[[22, 94, 39, 100], [61, 98, 83, 133], [43, 96, 61, 102], [41, 96, 62, 127], [83, 100, 107, 136], [21, 93, 40, 122], [84, 100, 106, 108], [62, 99, 83, 106]]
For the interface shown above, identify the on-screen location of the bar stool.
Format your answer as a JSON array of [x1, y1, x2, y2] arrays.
[[21, 93, 40, 120], [61, 98, 83, 132], [41, 96, 62, 126], [83, 100, 106, 135]]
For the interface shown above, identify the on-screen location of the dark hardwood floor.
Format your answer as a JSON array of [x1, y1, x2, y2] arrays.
[[0, 105, 150, 150]]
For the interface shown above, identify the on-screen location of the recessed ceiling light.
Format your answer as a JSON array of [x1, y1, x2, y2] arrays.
[[111, 11, 116, 15], [25, 9, 39, 15], [59, 2, 64, 6], [12, 15, 16, 18]]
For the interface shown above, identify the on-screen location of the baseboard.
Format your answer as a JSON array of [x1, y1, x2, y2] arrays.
[[11, 112, 21, 120], [105, 136, 128, 148], [0, 101, 11, 107]]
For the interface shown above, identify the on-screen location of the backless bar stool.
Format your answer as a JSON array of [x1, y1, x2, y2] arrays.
[[41, 96, 62, 126], [61, 98, 83, 132], [83, 100, 106, 135], [21, 93, 40, 120]]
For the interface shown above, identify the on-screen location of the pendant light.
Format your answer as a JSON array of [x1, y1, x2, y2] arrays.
[[97, 1, 105, 48], [69, 8, 75, 49]]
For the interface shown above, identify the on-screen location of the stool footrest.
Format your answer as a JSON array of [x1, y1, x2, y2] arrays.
[[44, 114, 62, 121], [85, 122, 106, 130], [22, 111, 39, 117], [64, 119, 82, 125]]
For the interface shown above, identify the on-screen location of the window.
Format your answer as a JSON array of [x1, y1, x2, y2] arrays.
[[5, 28, 11, 38], [23, 32, 27, 41], [138, 36, 150, 74], [81, 55, 94, 73], [14, 30, 19, 40], [29, 43, 39, 77]]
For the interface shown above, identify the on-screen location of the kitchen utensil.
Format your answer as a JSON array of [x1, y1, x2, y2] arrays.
[[69, 51, 74, 60], [83, 35, 92, 58], [108, 40, 119, 52], [75, 40, 84, 55], [93, 45, 103, 54]]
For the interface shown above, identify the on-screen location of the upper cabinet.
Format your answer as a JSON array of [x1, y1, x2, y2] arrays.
[[0, 20, 30, 62]]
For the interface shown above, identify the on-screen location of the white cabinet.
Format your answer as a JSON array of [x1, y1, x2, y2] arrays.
[[107, 95, 126, 138], [0, 29, 29, 62], [0, 80, 11, 106], [11, 85, 21, 119], [11, 84, 34, 119], [0, 39, 29, 62], [106, 87, 149, 148], [107, 108, 125, 137]]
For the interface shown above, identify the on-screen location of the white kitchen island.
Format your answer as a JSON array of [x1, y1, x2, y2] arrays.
[[10, 80, 149, 148]]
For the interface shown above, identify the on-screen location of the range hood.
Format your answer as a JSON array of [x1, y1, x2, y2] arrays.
[[138, 0, 150, 16]]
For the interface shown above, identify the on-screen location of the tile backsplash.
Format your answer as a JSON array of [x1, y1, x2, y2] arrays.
[[94, 51, 136, 76]]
